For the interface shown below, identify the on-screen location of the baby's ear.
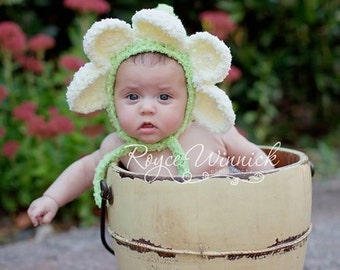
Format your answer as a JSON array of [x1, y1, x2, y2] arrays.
[[66, 63, 109, 113]]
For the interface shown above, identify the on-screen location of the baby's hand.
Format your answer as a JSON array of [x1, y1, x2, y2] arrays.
[[27, 196, 59, 227]]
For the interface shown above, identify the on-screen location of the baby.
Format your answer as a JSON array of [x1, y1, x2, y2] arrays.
[[28, 5, 274, 227]]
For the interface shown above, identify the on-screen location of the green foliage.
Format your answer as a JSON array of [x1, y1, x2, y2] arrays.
[[217, 0, 339, 145], [0, 0, 109, 225], [302, 127, 340, 180]]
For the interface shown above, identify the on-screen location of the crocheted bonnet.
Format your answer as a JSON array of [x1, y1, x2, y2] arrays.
[[66, 4, 236, 206]]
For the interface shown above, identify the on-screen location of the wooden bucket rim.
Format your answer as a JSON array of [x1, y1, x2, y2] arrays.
[[108, 146, 309, 181]]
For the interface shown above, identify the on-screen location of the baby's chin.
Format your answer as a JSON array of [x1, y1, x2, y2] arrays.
[[136, 137, 166, 145], [123, 129, 176, 145], [131, 134, 171, 145]]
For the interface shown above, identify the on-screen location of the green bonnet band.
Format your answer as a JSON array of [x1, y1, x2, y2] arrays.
[[92, 39, 196, 206], [106, 39, 196, 150]]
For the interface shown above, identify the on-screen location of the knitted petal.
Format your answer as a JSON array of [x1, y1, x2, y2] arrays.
[[66, 62, 110, 113], [83, 18, 134, 65], [193, 85, 235, 133], [132, 8, 187, 48], [187, 32, 232, 85]]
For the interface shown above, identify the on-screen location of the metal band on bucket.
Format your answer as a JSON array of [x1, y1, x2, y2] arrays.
[[109, 225, 312, 260]]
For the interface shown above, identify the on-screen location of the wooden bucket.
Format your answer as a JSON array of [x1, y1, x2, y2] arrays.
[[103, 146, 312, 269]]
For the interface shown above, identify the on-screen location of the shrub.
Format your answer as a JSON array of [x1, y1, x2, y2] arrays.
[[214, 0, 339, 144], [0, 2, 109, 225]]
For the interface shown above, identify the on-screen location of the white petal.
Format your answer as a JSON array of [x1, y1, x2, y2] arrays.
[[193, 85, 235, 133], [132, 8, 187, 48], [66, 63, 110, 113], [187, 32, 232, 85], [83, 18, 134, 65]]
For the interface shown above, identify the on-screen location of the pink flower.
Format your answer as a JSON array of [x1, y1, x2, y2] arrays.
[[0, 126, 5, 137], [12, 105, 70, 139], [28, 34, 56, 52], [2, 140, 20, 159], [64, 0, 110, 14], [63, 77, 72, 86], [47, 107, 74, 135], [200, 11, 236, 40], [13, 101, 37, 122], [48, 107, 58, 116], [81, 124, 105, 137], [0, 21, 26, 54], [59, 55, 85, 71], [226, 65, 242, 83], [16, 55, 44, 74], [26, 115, 51, 138], [0, 85, 8, 103], [76, 110, 101, 118]]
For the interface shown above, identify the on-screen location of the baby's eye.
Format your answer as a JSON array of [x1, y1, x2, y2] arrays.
[[127, 93, 139, 100], [159, 94, 170, 101]]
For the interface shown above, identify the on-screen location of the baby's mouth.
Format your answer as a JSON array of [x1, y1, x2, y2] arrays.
[[139, 122, 157, 134], [141, 122, 155, 129]]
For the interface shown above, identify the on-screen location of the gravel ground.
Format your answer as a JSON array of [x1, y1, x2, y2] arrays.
[[0, 179, 339, 270], [304, 179, 340, 270]]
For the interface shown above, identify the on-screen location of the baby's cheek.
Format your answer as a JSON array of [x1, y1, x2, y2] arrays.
[[118, 116, 133, 133], [166, 117, 183, 135], [120, 112, 141, 138]]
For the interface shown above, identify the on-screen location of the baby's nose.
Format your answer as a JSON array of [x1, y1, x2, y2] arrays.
[[139, 99, 156, 114]]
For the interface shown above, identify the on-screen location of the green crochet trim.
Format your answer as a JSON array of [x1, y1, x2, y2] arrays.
[[93, 137, 192, 207], [106, 39, 195, 140], [93, 39, 196, 207], [93, 145, 127, 206]]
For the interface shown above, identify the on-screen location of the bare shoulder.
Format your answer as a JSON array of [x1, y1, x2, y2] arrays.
[[179, 121, 222, 148], [181, 121, 213, 137], [99, 132, 124, 154], [221, 126, 248, 144], [219, 126, 255, 155], [80, 132, 124, 170]]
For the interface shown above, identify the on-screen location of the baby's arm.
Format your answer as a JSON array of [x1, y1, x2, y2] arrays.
[[222, 126, 275, 172], [28, 153, 100, 226], [27, 133, 122, 226]]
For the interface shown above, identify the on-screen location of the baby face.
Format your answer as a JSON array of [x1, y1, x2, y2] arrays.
[[114, 54, 188, 144]]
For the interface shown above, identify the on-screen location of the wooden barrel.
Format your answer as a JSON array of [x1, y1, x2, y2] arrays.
[[104, 146, 312, 269]]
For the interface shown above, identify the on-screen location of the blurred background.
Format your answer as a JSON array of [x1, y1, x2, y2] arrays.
[[1, 0, 339, 241]]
